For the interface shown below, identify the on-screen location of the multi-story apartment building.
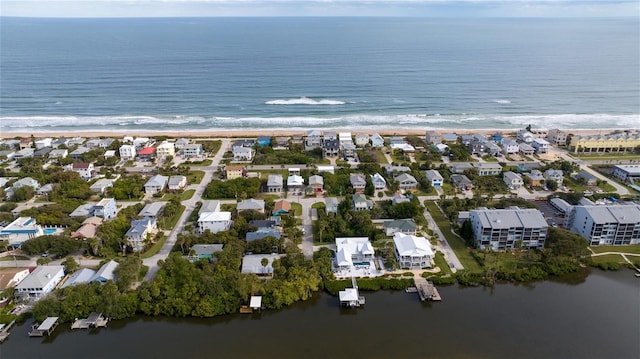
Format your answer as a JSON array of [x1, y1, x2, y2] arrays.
[[470, 207, 548, 250], [566, 205, 640, 246]]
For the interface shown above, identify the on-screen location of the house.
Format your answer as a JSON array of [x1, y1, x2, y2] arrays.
[[144, 175, 168, 194], [60, 268, 97, 288], [316, 165, 335, 175], [355, 134, 370, 147], [103, 150, 116, 159], [518, 142, 535, 156], [197, 211, 232, 233], [341, 142, 357, 158], [125, 217, 157, 252], [547, 129, 568, 146], [352, 194, 373, 211], [324, 131, 337, 140], [612, 165, 640, 182], [325, 197, 339, 214], [525, 170, 545, 187], [13, 148, 35, 159], [233, 139, 256, 149], [18, 138, 32, 150], [183, 144, 203, 158], [0, 268, 30, 299], [119, 144, 137, 160], [237, 199, 265, 213], [576, 170, 597, 186], [133, 137, 151, 148], [36, 184, 54, 197], [174, 138, 190, 149], [502, 140, 520, 155], [339, 132, 353, 145], [199, 200, 221, 215], [350, 173, 367, 193], [308, 175, 324, 193], [442, 133, 458, 143], [257, 136, 271, 147], [371, 133, 384, 147], [287, 175, 304, 195], [13, 177, 40, 191], [48, 149, 68, 159], [544, 169, 564, 185], [156, 142, 175, 158], [391, 194, 410, 205], [390, 142, 415, 152], [232, 146, 254, 162], [168, 175, 187, 191], [531, 138, 550, 154], [393, 233, 434, 268], [473, 162, 503, 177], [14, 266, 65, 300], [425, 170, 443, 187], [69, 203, 96, 218], [138, 202, 167, 218], [90, 178, 114, 194], [566, 204, 640, 245], [450, 174, 473, 191], [290, 135, 304, 146], [516, 162, 542, 172], [517, 130, 535, 143], [425, 131, 442, 145], [273, 137, 290, 150], [85, 138, 102, 148], [323, 139, 339, 158], [371, 173, 387, 190], [503, 171, 524, 189], [225, 165, 246, 180], [468, 139, 486, 155], [334, 237, 375, 271], [0, 217, 44, 248], [485, 142, 502, 157], [69, 146, 91, 160], [384, 219, 418, 236], [91, 260, 119, 283], [249, 220, 277, 230], [434, 144, 449, 153], [395, 173, 418, 192], [469, 207, 548, 250], [71, 162, 95, 181], [490, 132, 504, 144], [273, 199, 291, 216], [189, 244, 224, 262], [449, 163, 473, 174], [389, 137, 405, 146], [241, 254, 282, 277], [98, 138, 115, 149], [93, 198, 117, 220], [305, 130, 323, 151], [70, 216, 103, 240], [34, 147, 52, 159], [384, 165, 411, 178], [266, 174, 284, 193], [246, 228, 282, 241], [0, 150, 16, 161]]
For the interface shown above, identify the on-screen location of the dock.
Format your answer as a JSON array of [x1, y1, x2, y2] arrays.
[[339, 276, 365, 308], [0, 321, 14, 343], [71, 312, 109, 330], [28, 317, 59, 337], [413, 277, 442, 302]]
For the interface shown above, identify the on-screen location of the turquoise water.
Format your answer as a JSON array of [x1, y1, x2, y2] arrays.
[[43, 228, 56, 235], [1, 17, 638, 132]]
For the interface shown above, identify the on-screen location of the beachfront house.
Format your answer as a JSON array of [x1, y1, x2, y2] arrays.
[[355, 134, 370, 147], [371, 133, 384, 147], [393, 233, 434, 269], [232, 146, 254, 162], [156, 142, 175, 158], [119, 144, 137, 160], [305, 130, 323, 151], [183, 144, 203, 158], [502, 140, 520, 155], [323, 139, 339, 158]]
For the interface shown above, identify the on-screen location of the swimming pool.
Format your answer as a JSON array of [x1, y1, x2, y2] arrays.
[[43, 228, 56, 235]]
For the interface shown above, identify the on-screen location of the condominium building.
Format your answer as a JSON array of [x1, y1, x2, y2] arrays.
[[547, 129, 568, 146], [470, 207, 548, 250], [569, 133, 640, 154], [566, 205, 640, 246]]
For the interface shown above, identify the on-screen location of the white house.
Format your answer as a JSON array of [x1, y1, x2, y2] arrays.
[[350, 173, 367, 193], [355, 134, 370, 147], [241, 254, 282, 277], [371, 173, 387, 190], [182, 144, 203, 158], [0, 217, 45, 248], [13, 177, 40, 191], [48, 149, 68, 159], [267, 174, 284, 193], [168, 175, 187, 191], [93, 198, 117, 220], [90, 178, 114, 194], [352, 194, 373, 211], [14, 266, 65, 300], [304, 130, 323, 151], [425, 170, 444, 187], [371, 133, 384, 147], [395, 173, 418, 192], [334, 237, 375, 271], [287, 175, 305, 195], [473, 162, 503, 176], [71, 162, 95, 181], [144, 175, 168, 194], [393, 233, 434, 268], [544, 169, 564, 185], [198, 211, 232, 234], [233, 147, 254, 162], [532, 138, 550, 154], [503, 171, 524, 189], [119, 144, 137, 160]]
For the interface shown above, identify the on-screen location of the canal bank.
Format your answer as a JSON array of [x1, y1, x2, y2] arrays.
[[1, 270, 638, 359]]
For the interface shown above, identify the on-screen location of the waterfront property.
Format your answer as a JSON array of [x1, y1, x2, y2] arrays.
[[241, 254, 282, 277], [339, 276, 365, 308], [566, 204, 640, 246], [393, 233, 434, 269], [71, 312, 109, 330], [469, 207, 548, 250], [569, 133, 640, 154], [15, 266, 65, 300], [28, 317, 59, 337], [334, 237, 375, 277], [92, 260, 119, 283]]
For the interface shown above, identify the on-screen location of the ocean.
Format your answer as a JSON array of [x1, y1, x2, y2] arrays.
[[1, 17, 638, 133]]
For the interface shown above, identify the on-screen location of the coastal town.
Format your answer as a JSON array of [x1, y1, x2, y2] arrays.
[[1, 127, 640, 340]]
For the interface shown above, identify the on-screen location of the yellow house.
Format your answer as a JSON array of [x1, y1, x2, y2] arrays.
[[225, 165, 246, 180], [570, 134, 640, 154], [156, 142, 175, 158]]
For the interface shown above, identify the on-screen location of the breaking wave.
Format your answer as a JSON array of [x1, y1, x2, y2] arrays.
[[265, 97, 346, 105]]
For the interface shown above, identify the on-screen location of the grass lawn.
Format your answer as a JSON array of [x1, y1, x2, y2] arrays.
[[163, 189, 195, 202], [441, 183, 456, 196], [0, 255, 30, 261], [188, 170, 205, 184], [196, 140, 222, 156], [590, 254, 626, 264], [575, 154, 640, 161], [290, 202, 303, 216], [180, 159, 213, 167], [562, 176, 588, 193], [141, 234, 169, 259], [433, 251, 453, 275], [158, 205, 186, 230], [311, 202, 326, 210], [424, 201, 482, 272], [589, 244, 640, 255], [597, 181, 617, 192]]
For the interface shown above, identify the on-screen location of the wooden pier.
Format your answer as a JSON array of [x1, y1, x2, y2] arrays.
[[0, 321, 14, 343], [413, 278, 442, 302], [339, 276, 365, 308], [29, 317, 59, 337], [71, 312, 109, 330]]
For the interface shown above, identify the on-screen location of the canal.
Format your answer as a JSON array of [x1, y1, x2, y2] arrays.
[[1, 270, 638, 358]]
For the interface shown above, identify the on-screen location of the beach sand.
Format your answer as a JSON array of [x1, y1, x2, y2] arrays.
[[0, 128, 620, 139]]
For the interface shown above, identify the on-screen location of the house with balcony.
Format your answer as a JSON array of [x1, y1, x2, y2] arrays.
[[472, 162, 503, 177], [425, 170, 443, 187], [355, 134, 370, 147], [71, 162, 95, 181], [119, 144, 136, 160], [334, 237, 375, 271], [384, 219, 418, 236], [502, 140, 520, 155], [156, 142, 175, 158], [168, 175, 187, 191], [371, 133, 384, 147], [183, 144, 203, 158], [323, 139, 339, 158], [197, 211, 232, 234], [470, 207, 548, 250], [350, 173, 367, 193], [305, 130, 323, 151], [396, 173, 418, 192], [352, 194, 373, 211], [232, 146, 254, 162], [547, 129, 568, 146], [518, 142, 535, 156], [544, 169, 564, 185], [93, 198, 117, 219], [308, 175, 324, 194], [371, 173, 386, 190], [287, 175, 305, 195], [393, 233, 434, 268], [125, 217, 157, 252], [144, 175, 168, 194], [532, 138, 550, 154], [15, 266, 65, 300], [503, 171, 524, 189]]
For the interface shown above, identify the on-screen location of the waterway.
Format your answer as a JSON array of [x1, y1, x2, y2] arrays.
[[1, 270, 638, 359]]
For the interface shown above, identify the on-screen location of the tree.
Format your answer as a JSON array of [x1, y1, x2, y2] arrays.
[[12, 186, 35, 202], [63, 257, 79, 273]]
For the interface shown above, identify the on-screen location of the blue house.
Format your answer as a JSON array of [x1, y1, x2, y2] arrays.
[[490, 132, 504, 144], [257, 136, 272, 147]]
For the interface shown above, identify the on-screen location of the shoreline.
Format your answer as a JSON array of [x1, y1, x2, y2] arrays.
[[0, 128, 630, 139]]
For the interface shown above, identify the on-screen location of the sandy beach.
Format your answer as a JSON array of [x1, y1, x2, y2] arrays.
[[0, 128, 623, 139]]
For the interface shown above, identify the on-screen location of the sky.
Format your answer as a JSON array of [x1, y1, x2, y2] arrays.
[[1, 0, 638, 18]]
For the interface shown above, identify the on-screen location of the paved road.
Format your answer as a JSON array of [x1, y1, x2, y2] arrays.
[[142, 138, 230, 281], [555, 149, 630, 196], [421, 207, 464, 272]]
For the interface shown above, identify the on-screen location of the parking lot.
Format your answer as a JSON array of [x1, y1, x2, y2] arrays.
[[530, 200, 565, 228]]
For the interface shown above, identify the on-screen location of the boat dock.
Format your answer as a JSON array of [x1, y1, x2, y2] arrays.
[[71, 312, 109, 330], [28, 317, 59, 337], [0, 321, 15, 343], [339, 276, 365, 308], [412, 277, 442, 302]]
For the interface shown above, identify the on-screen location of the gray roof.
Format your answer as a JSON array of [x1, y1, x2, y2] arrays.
[[145, 175, 168, 187], [237, 199, 265, 211], [246, 229, 282, 241], [450, 174, 472, 186], [199, 200, 221, 214], [91, 260, 119, 282], [573, 204, 640, 225], [15, 266, 64, 291], [61, 268, 97, 288], [471, 208, 548, 229], [267, 174, 283, 187], [191, 244, 224, 256], [503, 171, 522, 181], [384, 165, 410, 173], [309, 175, 324, 186], [325, 197, 339, 208], [425, 170, 443, 181], [168, 175, 187, 187], [384, 219, 418, 231], [139, 202, 167, 217], [473, 162, 503, 170], [350, 173, 367, 186], [70, 203, 97, 217], [395, 173, 417, 184]]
